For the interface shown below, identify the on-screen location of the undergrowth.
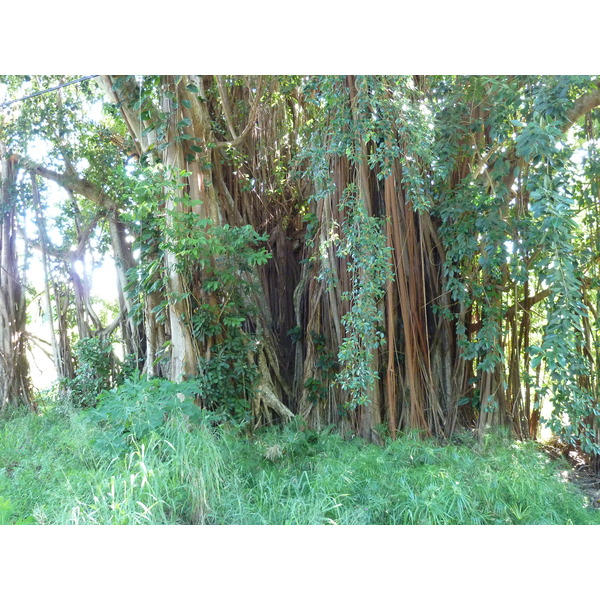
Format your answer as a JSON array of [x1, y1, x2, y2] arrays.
[[0, 386, 598, 525]]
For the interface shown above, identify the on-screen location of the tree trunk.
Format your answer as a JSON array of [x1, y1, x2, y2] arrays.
[[0, 148, 34, 410]]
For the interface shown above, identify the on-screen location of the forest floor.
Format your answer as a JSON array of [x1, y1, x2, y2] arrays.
[[542, 440, 600, 509], [564, 469, 600, 508]]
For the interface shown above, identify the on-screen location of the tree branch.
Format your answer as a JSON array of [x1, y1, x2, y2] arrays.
[[19, 158, 118, 213], [97, 76, 144, 158], [562, 83, 600, 132], [215, 77, 263, 149], [0, 76, 98, 109], [484, 81, 600, 194], [26, 171, 101, 260], [505, 289, 551, 321], [216, 76, 239, 141], [97, 306, 127, 340]]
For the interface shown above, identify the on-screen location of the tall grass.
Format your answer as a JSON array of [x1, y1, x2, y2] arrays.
[[213, 427, 600, 525], [0, 403, 598, 525]]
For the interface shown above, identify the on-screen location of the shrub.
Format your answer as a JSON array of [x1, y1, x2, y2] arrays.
[[86, 374, 210, 447], [64, 337, 114, 408]]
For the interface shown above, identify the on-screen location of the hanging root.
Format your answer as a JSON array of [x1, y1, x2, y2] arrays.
[[254, 346, 295, 425]]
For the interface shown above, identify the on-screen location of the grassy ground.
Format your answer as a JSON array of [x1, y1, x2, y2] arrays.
[[0, 402, 598, 525]]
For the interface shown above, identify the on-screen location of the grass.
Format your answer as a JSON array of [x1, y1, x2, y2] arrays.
[[0, 402, 598, 525]]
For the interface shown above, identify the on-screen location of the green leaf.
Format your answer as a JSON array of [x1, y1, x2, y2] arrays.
[[112, 76, 128, 91], [177, 118, 192, 128]]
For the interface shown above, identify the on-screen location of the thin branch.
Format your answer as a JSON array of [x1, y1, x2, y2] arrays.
[[0, 76, 99, 108], [25, 333, 54, 361], [97, 306, 127, 339], [99, 76, 144, 158], [25, 171, 101, 260], [472, 142, 503, 179]]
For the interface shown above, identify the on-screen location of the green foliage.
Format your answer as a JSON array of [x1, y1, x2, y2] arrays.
[[0, 496, 35, 525], [5, 74, 600, 471], [336, 184, 391, 407], [71, 418, 225, 526], [212, 426, 599, 525], [0, 406, 109, 524], [0, 405, 597, 525], [195, 333, 257, 422], [86, 374, 207, 448], [438, 158, 510, 375], [519, 109, 600, 455], [173, 214, 268, 420], [430, 75, 600, 447], [122, 164, 269, 419], [64, 337, 114, 408]]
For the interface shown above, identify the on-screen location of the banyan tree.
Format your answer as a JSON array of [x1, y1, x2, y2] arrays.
[[2, 75, 600, 464]]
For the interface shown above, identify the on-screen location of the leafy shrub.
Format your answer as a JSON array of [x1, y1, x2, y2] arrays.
[[64, 337, 114, 408], [86, 374, 209, 448], [195, 331, 257, 423]]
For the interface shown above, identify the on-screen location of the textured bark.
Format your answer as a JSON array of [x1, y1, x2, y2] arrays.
[[0, 149, 34, 410], [295, 77, 453, 440], [563, 84, 600, 132]]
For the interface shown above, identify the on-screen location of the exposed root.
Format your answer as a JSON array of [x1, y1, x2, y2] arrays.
[[253, 346, 295, 425]]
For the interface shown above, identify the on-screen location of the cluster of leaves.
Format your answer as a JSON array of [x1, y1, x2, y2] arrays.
[[170, 219, 270, 340], [195, 333, 257, 423], [520, 119, 600, 455], [168, 193, 269, 421], [439, 179, 509, 375], [86, 374, 208, 451], [336, 184, 391, 407], [185, 220, 267, 421], [430, 77, 600, 447], [63, 336, 114, 408], [433, 78, 527, 379]]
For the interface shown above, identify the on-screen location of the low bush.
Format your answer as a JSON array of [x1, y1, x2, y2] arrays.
[[85, 374, 216, 450]]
